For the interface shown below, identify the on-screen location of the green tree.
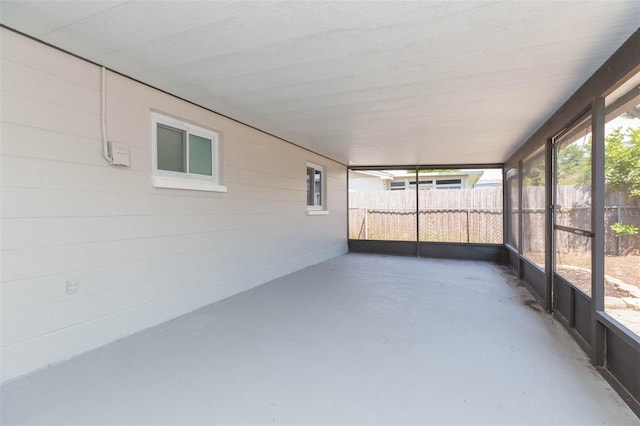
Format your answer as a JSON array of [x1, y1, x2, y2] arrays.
[[553, 126, 639, 199], [557, 141, 591, 185], [605, 126, 640, 202], [605, 125, 640, 251], [522, 160, 545, 186]]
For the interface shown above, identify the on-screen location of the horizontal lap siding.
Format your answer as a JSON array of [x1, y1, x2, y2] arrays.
[[0, 29, 347, 383]]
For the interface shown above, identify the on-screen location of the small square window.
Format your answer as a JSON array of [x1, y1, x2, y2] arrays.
[[151, 112, 226, 192], [306, 163, 328, 215], [157, 124, 186, 173], [188, 134, 213, 176]]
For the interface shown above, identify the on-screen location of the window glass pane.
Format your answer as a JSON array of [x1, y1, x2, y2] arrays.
[[348, 169, 417, 241], [306, 167, 314, 206], [522, 147, 545, 268], [314, 169, 322, 206], [506, 167, 519, 249], [603, 84, 640, 336], [556, 116, 592, 231], [188, 134, 213, 176], [418, 168, 503, 243], [555, 230, 592, 297], [157, 125, 185, 172]]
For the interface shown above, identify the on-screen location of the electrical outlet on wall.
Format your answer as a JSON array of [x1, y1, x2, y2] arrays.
[[66, 278, 79, 295]]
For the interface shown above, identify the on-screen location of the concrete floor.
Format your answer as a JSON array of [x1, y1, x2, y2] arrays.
[[2, 253, 638, 425]]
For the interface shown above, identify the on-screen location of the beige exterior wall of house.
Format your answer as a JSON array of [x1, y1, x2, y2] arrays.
[[0, 29, 347, 383]]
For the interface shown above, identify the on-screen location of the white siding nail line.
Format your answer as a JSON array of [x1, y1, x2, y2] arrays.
[[226, 172, 301, 185], [225, 180, 304, 192], [0, 219, 311, 252], [225, 165, 306, 181], [247, 243, 348, 274], [3, 187, 292, 204], [0, 153, 150, 174], [0, 255, 220, 287], [0, 226, 318, 283], [153, 189, 307, 201], [1, 172, 152, 191], [0, 212, 304, 220], [0, 182, 309, 200], [224, 181, 305, 193], [0, 119, 101, 143], [0, 280, 229, 350], [0, 237, 345, 295], [1, 144, 152, 159], [0, 250, 326, 317], [2, 261, 234, 318], [1, 98, 153, 145], [0, 209, 304, 220], [223, 168, 302, 182], [0, 212, 304, 222], [1, 90, 102, 120], [101, 114, 149, 132], [1, 245, 344, 340], [0, 233, 340, 290], [1, 221, 312, 253], [0, 255, 227, 298], [0, 84, 99, 117], [1, 57, 100, 91], [0, 122, 100, 144], [224, 171, 305, 184], [9, 202, 309, 213]]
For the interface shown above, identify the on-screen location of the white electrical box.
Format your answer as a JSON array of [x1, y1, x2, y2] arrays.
[[66, 278, 79, 294], [108, 142, 130, 166]]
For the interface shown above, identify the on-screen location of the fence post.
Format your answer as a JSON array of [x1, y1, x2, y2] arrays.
[[616, 205, 621, 256], [364, 209, 368, 240], [466, 209, 470, 243]]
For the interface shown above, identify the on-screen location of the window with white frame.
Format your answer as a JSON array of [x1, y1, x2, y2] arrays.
[[151, 112, 226, 192], [306, 163, 328, 214]]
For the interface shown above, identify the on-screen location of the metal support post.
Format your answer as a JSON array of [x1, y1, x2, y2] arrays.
[[591, 97, 606, 366], [545, 138, 554, 312]]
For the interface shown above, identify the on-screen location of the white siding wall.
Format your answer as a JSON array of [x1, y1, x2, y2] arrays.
[[0, 29, 347, 383]]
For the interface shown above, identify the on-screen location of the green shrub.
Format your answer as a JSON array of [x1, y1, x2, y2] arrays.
[[611, 222, 639, 237]]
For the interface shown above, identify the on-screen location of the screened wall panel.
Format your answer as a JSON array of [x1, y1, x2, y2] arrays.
[[506, 167, 519, 250], [555, 227, 592, 297], [348, 170, 417, 241], [522, 147, 546, 268], [418, 169, 503, 244], [349, 168, 502, 245], [502, 31, 640, 417], [555, 115, 592, 232], [553, 115, 593, 303], [603, 82, 640, 337]]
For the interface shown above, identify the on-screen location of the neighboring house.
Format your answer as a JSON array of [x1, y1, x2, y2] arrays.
[[350, 170, 488, 191], [388, 170, 483, 190], [348, 170, 393, 192]]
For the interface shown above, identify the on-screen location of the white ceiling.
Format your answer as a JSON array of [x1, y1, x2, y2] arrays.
[[1, 1, 639, 166]]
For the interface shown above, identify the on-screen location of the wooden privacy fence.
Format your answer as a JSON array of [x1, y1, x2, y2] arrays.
[[522, 185, 640, 255], [349, 187, 503, 243], [349, 208, 503, 242], [522, 206, 640, 255], [349, 185, 639, 253]]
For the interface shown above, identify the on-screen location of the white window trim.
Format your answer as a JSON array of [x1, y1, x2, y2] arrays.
[[306, 162, 328, 214], [151, 112, 227, 192]]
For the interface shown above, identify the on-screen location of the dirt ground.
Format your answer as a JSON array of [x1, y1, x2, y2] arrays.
[[524, 252, 640, 299], [557, 267, 629, 298]]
